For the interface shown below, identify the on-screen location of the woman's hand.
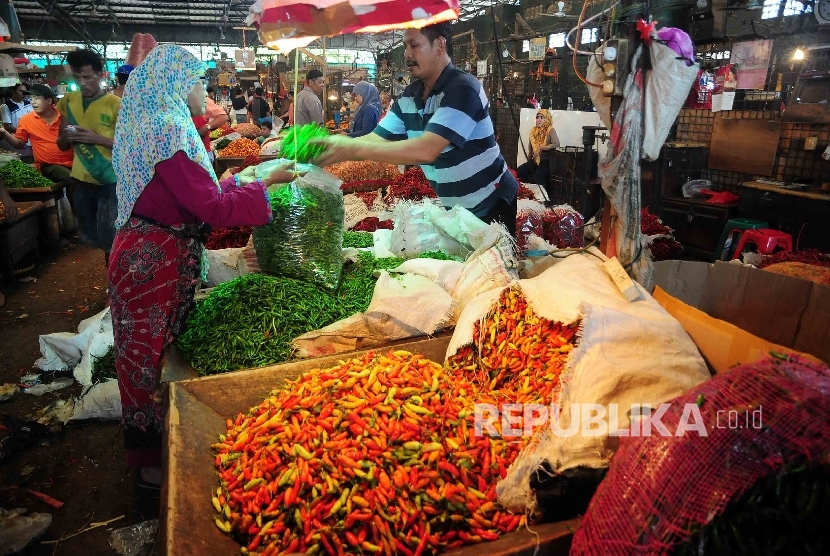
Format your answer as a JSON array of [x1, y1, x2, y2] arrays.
[[235, 166, 258, 186], [263, 163, 303, 186]]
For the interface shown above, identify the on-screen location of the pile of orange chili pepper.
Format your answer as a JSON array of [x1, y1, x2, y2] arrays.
[[219, 138, 262, 158], [446, 287, 578, 406], [212, 350, 527, 555]]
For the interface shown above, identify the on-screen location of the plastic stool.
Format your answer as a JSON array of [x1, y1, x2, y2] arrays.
[[714, 218, 768, 262], [730, 228, 793, 260]]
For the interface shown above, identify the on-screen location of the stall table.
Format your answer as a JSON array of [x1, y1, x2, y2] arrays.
[[0, 201, 43, 280], [7, 181, 67, 244], [162, 334, 579, 555]]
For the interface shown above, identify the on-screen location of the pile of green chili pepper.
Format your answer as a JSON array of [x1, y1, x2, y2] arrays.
[[214, 137, 232, 151], [177, 251, 454, 375], [279, 123, 328, 163], [0, 160, 54, 189], [342, 231, 374, 249], [253, 178, 345, 291], [673, 457, 828, 555], [90, 345, 117, 384]]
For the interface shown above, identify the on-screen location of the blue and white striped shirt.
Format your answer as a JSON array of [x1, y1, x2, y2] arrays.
[[374, 64, 518, 217]]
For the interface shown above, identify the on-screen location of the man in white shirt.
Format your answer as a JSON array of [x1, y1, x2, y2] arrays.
[[0, 83, 33, 157], [1, 83, 33, 133]]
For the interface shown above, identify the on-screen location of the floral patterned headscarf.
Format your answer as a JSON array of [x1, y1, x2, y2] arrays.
[[113, 45, 217, 228]]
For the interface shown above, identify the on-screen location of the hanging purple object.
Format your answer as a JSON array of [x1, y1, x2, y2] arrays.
[[657, 27, 695, 66]]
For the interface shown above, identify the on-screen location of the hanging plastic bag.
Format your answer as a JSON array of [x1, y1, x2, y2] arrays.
[[642, 40, 700, 161], [252, 165, 345, 290]]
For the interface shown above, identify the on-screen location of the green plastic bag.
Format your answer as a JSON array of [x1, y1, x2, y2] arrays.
[[253, 166, 345, 290]]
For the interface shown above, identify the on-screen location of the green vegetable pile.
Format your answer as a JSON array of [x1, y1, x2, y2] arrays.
[[177, 251, 456, 375], [214, 137, 232, 151], [673, 456, 828, 555], [342, 231, 374, 249], [90, 345, 116, 384], [279, 123, 328, 163], [0, 160, 54, 189], [253, 179, 344, 291]]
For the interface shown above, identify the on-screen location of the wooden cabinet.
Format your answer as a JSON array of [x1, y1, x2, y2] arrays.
[[659, 196, 738, 260]]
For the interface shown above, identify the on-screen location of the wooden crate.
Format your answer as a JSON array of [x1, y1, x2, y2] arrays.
[[0, 201, 43, 280], [162, 335, 579, 555]]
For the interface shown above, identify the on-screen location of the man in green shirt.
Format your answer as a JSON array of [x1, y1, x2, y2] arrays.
[[57, 49, 121, 266]]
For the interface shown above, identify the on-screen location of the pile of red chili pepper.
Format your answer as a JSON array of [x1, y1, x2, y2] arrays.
[[515, 210, 543, 254], [385, 168, 437, 206], [354, 190, 381, 210], [640, 207, 682, 261], [340, 180, 397, 194], [758, 248, 830, 269], [205, 227, 253, 250], [230, 155, 264, 176], [648, 237, 683, 261], [446, 286, 578, 406], [541, 207, 584, 249], [641, 207, 672, 236], [212, 350, 527, 556], [517, 185, 536, 200], [352, 217, 394, 233]]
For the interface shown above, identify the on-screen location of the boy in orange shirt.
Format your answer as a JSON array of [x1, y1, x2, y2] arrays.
[[0, 84, 73, 182]]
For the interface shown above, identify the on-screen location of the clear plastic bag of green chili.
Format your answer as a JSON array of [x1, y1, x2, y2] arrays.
[[252, 166, 345, 291]]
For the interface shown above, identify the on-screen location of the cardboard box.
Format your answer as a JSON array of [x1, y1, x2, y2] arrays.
[[653, 260, 829, 365]]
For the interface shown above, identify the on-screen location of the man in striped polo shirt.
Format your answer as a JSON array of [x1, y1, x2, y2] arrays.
[[314, 22, 518, 235]]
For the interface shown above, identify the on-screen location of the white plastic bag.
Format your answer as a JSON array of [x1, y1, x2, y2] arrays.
[[35, 308, 113, 388], [71, 380, 122, 421], [389, 200, 481, 259], [643, 41, 700, 161], [0, 509, 52, 555], [204, 247, 247, 287]]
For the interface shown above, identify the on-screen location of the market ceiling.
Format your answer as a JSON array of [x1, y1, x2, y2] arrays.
[[12, 0, 514, 49]]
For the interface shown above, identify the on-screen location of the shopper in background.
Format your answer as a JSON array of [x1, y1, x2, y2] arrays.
[[392, 76, 406, 99], [113, 65, 134, 99], [247, 87, 270, 124], [256, 117, 278, 144], [0, 84, 73, 182], [231, 87, 248, 123], [204, 86, 229, 130], [1, 83, 33, 134], [380, 92, 391, 118], [515, 110, 559, 188], [295, 69, 324, 126], [314, 23, 519, 236], [57, 49, 121, 266], [110, 45, 297, 487], [0, 83, 33, 157], [345, 81, 381, 138], [279, 91, 294, 127]]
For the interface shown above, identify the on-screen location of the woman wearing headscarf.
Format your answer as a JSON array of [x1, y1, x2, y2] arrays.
[[516, 110, 559, 187], [110, 45, 295, 486], [345, 81, 381, 138]]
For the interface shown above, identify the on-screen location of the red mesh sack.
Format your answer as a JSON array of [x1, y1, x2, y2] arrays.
[[516, 210, 543, 254], [542, 205, 584, 248], [570, 354, 830, 555]]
